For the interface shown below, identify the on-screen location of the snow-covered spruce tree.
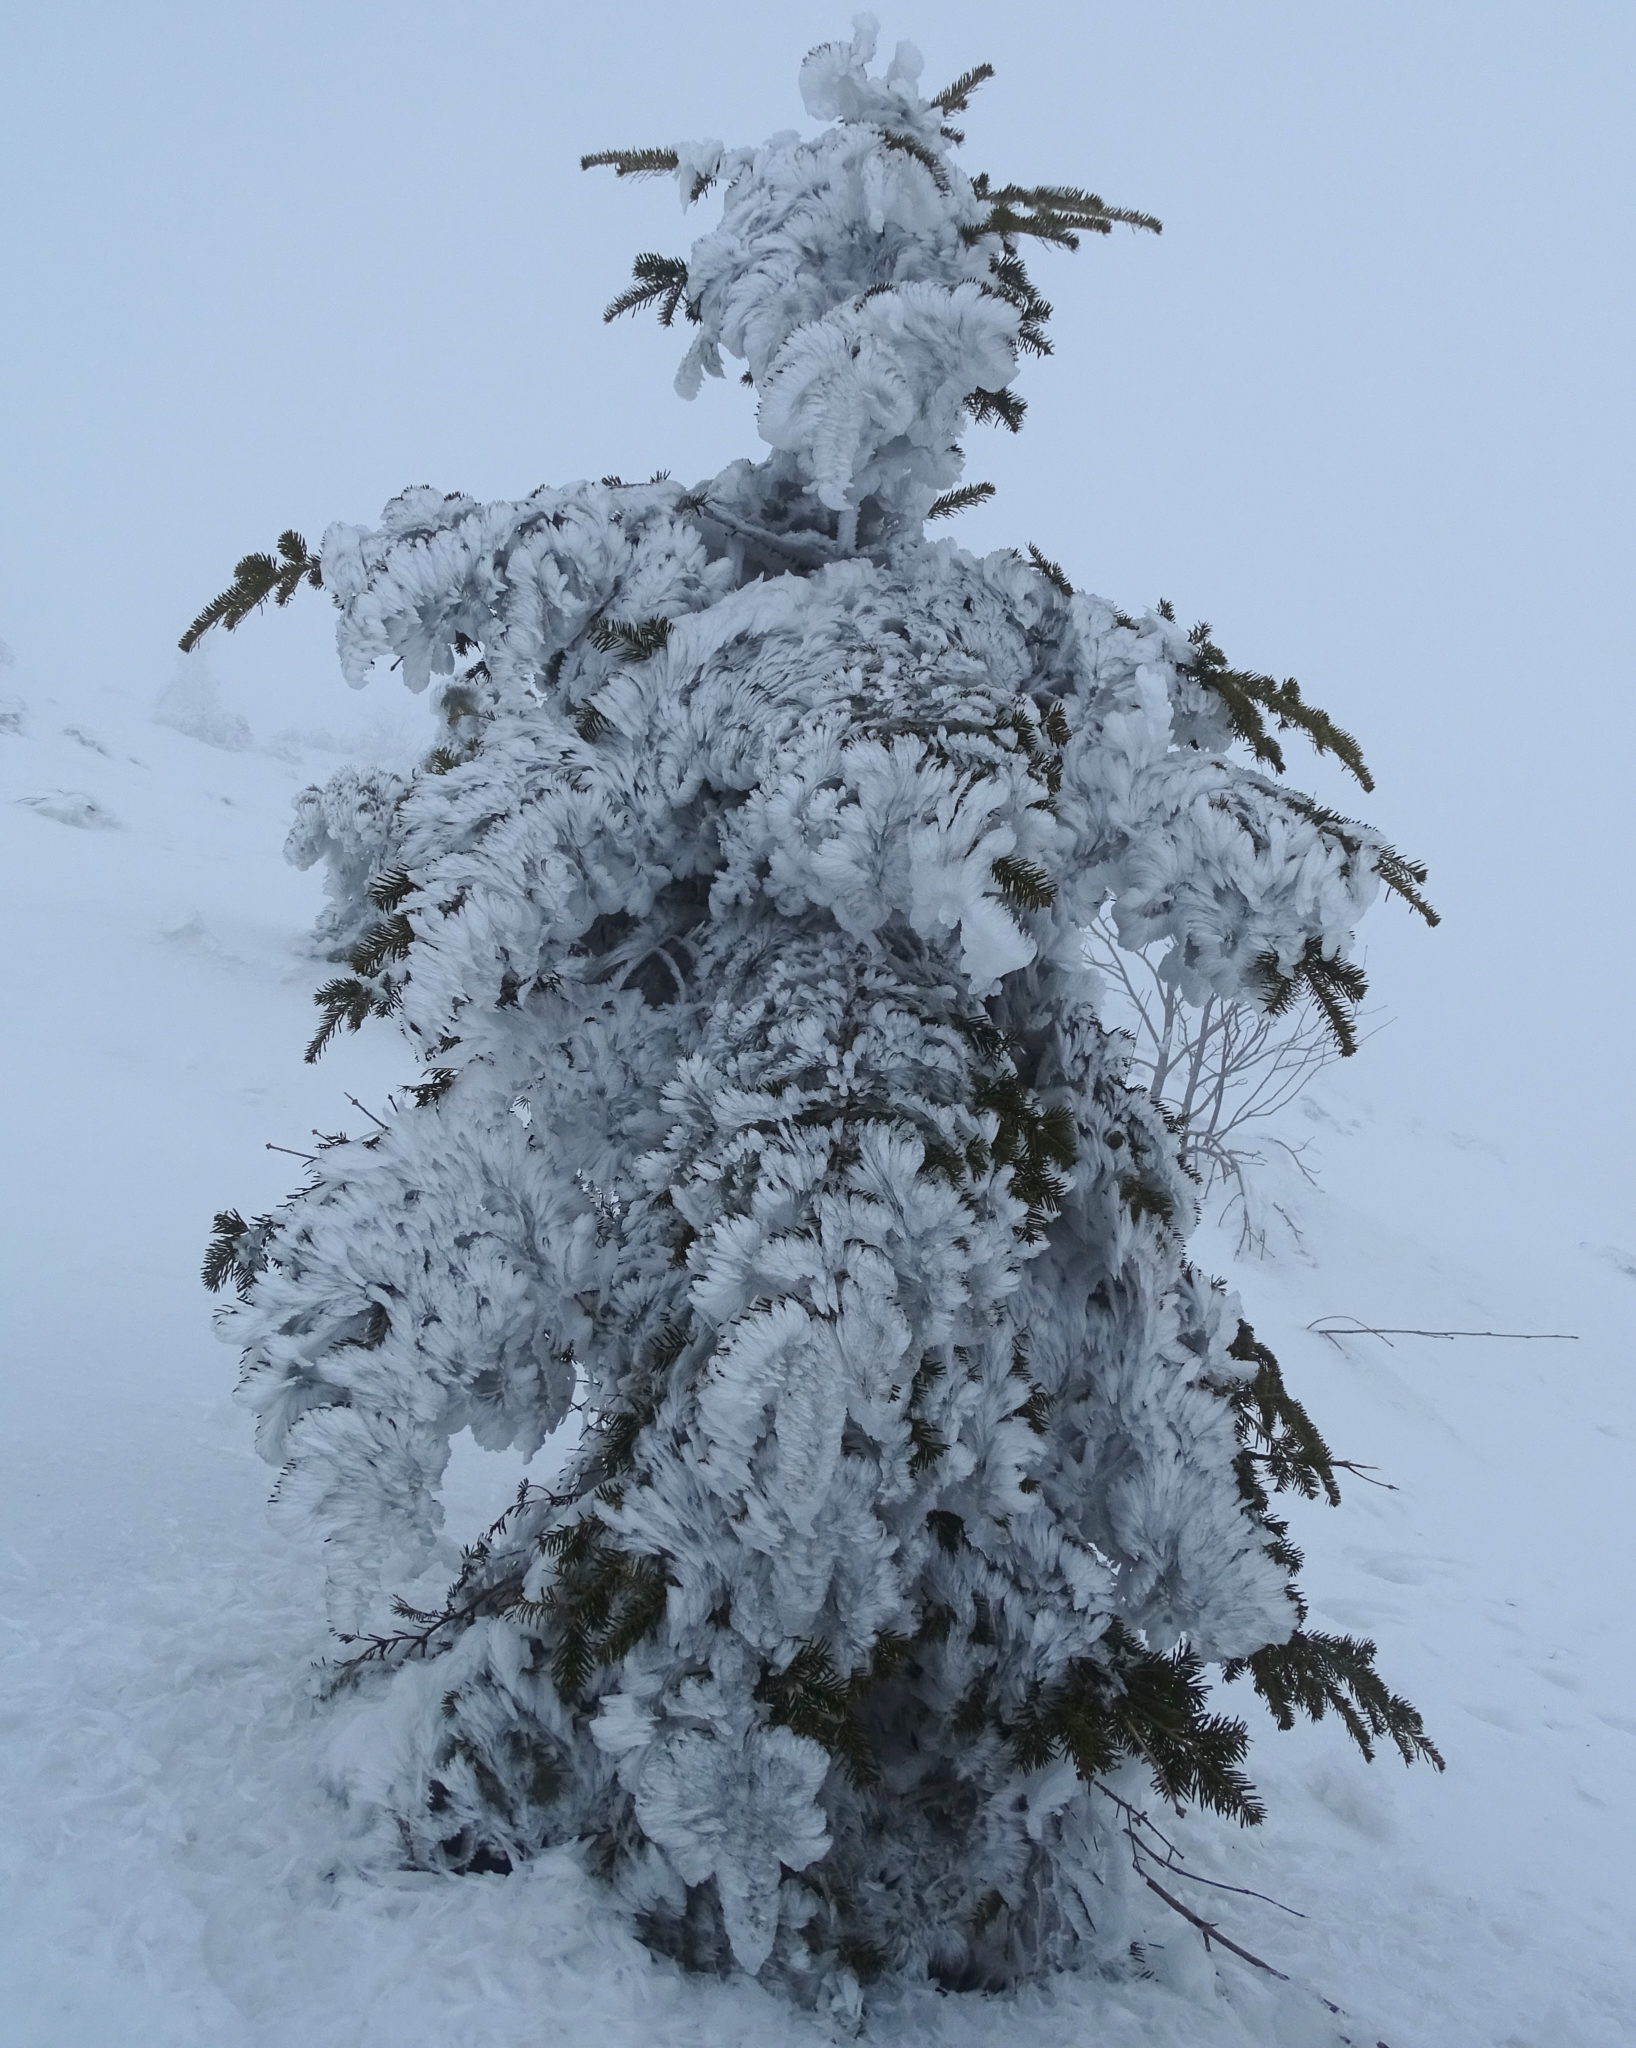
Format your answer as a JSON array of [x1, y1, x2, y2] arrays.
[[198, 23, 1441, 2009]]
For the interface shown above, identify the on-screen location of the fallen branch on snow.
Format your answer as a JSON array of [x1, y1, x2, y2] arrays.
[[1309, 1316, 1577, 1349]]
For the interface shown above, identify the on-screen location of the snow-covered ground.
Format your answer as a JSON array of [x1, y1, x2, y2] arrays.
[[2, 656, 1632, 2047]]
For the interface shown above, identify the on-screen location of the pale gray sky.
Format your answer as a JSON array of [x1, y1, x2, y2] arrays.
[[4, 1, 1633, 1193]]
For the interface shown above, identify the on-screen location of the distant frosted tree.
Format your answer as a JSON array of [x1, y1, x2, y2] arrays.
[[0, 634, 21, 736], [198, 23, 1440, 2012]]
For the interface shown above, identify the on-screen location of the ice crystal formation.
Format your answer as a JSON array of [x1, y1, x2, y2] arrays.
[[200, 20, 1439, 2011]]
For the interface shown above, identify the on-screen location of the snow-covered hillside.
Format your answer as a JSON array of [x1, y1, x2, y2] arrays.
[[2, 660, 1632, 2046]]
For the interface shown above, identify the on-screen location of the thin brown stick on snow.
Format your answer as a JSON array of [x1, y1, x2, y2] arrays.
[[1309, 1316, 1578, 1347]]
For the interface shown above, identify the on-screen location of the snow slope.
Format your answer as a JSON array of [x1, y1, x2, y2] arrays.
[[2, 658, 1632, 2047]]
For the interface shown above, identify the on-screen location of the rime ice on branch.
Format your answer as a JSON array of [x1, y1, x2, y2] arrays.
[[201, 18, 1438, 2011]]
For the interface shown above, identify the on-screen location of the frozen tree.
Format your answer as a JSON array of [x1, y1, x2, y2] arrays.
[[154, 652, 256, 752], [197, 23, 1440, 2012], [0, 632, 24, 737]]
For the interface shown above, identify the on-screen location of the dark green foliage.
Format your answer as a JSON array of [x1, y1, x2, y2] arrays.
[[1025, 543, 1072, 597], [904, 1354, 948, 1450], [201, 1208, 275, 1299], [587, 614, 672, 660], [1015, 1628, 1266, 1825], [907, 1414, 948, 1474], [306, 974, 401, 1063], [964, 386, 1027, 432], [581, 1323, 678, 1486], [1184, 621, 1372, 789], [1213, 1327, 1444, 1770], [987, 697, 1061, 796], [757, 1642, 878, 1788], [1367, 846, 1438, 926], [970, 177, 1164, 251], [1277, 793, 1440, 929], [583, 144, 716, 206], [917, 1135, 968, 1184], [349, 911, 413, 978], [1226, 1321, 1341, 1506], [408, 1066, 457, 1108], [1012, 1381, 1052, 1434], [524, 1517, 671, 1700], [1254, 938, 1370, 1058], [591, 1557, 671, 1668], [981, 250, 1053, 357], [179, 530, 323, 652], [580, 146, 681, 179], [602, 253, 694, 327], [927, 62, 996, 115], [756, 1634, 912, 1791], [347, 1300, 392, 1350], [975, 1073, 1077, 1238], [957, 172, 1162, 401], [201, 1209, 249, 1294], [926, 481, 996, 520], [367, 865, 414, 912], [989, 852, 1056, 911], [1036, 696, 1071, 749], [574, 700, 614, 743], [880, 130, 951, 193], [1222, 1631, 1445, 1770]]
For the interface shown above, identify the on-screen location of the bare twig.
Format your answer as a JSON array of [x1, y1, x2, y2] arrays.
[[345, 1092, 391, 1131], [1310, 1316, 1578, 1349], [265, 1142, 318, 1164], [323, 1477, 582, 1691], [1329, 1459, 1398, 1491], [1243, 1448, 1398, 1492], [1097, 1788, 1303, 1916], [1137, 1868, 1290, 1980], [1082, 911, 1382, 1254], [1100, 1786, 1392, 2039], [330, 1579, 523, 1675]]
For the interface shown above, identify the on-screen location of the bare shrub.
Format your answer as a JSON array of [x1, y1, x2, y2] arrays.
[[1083, 911, 1382, 1254]]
